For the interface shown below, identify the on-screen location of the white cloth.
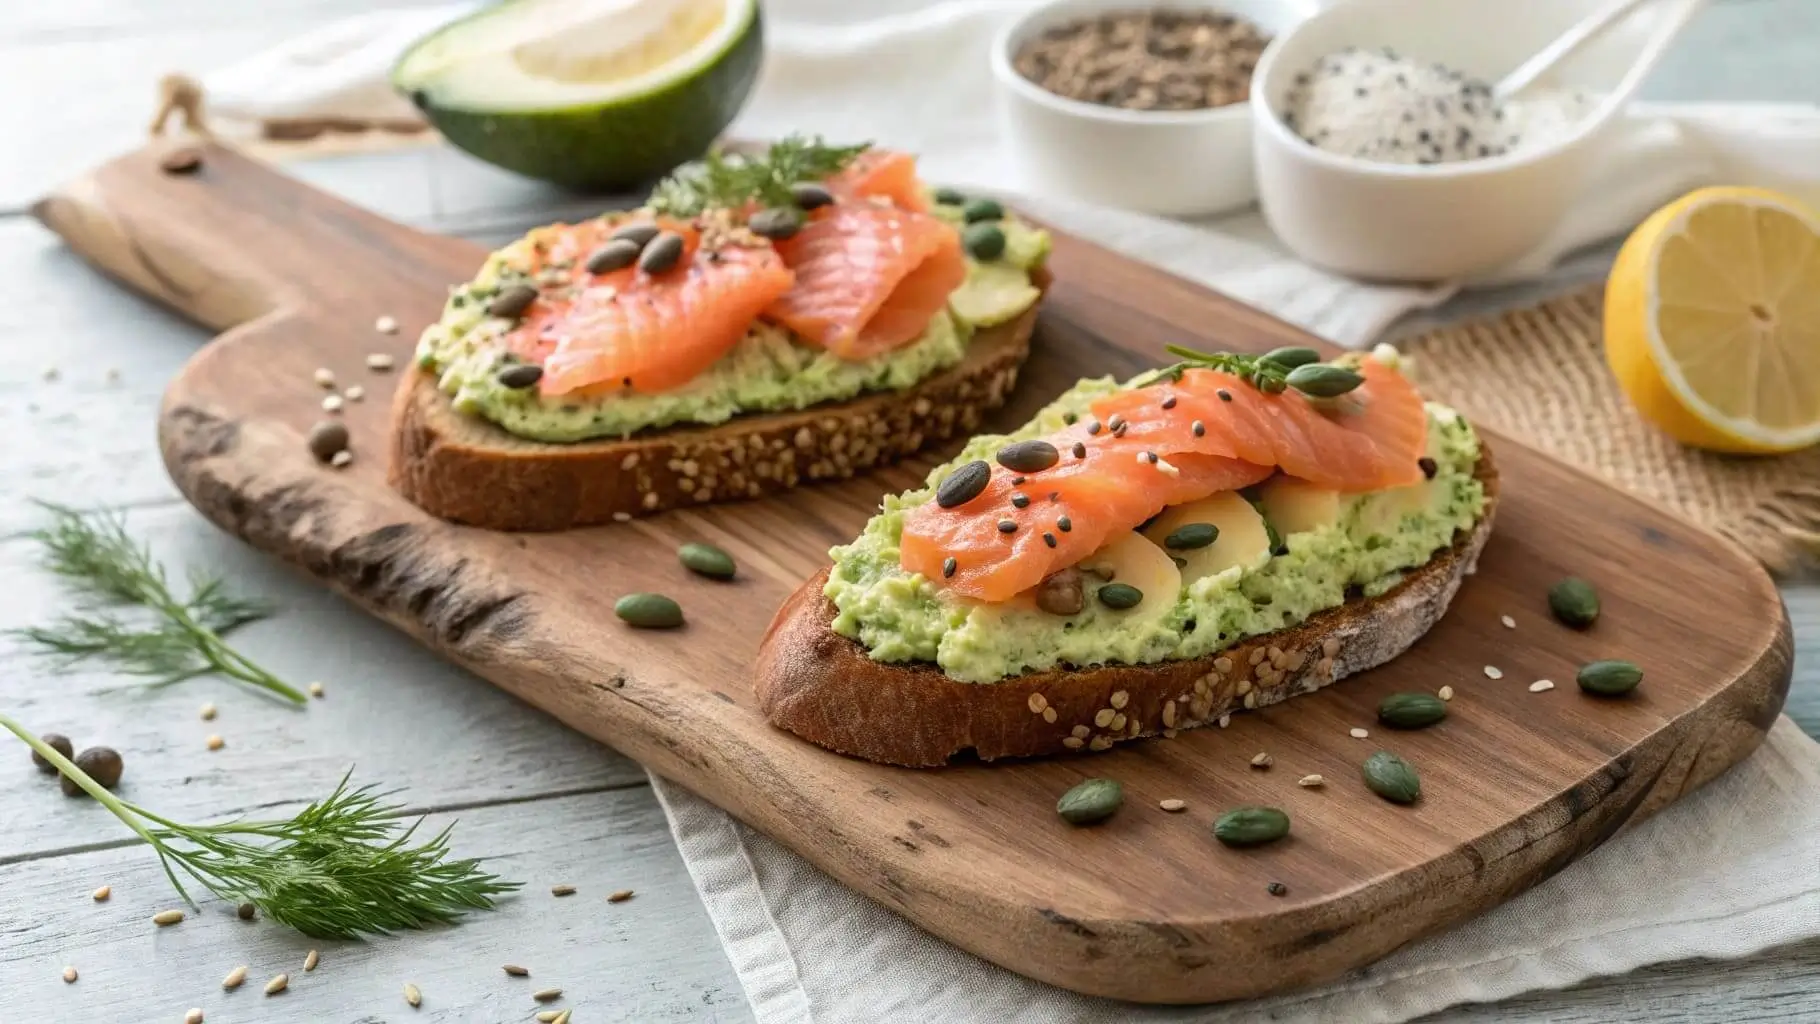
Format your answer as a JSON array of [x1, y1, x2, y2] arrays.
[[194, 3, 1820, 1020]]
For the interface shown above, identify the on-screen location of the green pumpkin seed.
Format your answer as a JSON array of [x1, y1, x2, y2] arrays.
[[748, 207, 805, 241], [1285, 363, 1365, 398], [790, 182, 835, 210], [678, 542, 736, 580], [997, 439, 1059, 473], [495, 363, 544, 390], [1548, 577, 1600, 628], [933, 186, 967, 206], [1163, 522, 1219, 550], [1056, 778, 1122, 825], [1577, 659, 1642, 696], [638, 232, 686, 274], [614, 593, 683, 629], [1362, 751, 1421, 804], [1097, 582, 1143, 610], [487, 283, 539, 320], [936, 460, 992, 509], [585, 239, 642, 275], [1212, 806, 1290, 847], [1262, 346, 1321, 370], [610, 223, 661, 247], [962, 198, 1004, 223], [1377, 692, 1447, 729], [963, 223, 1006, 261]]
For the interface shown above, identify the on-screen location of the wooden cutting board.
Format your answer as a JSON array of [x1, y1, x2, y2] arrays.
[[35, 142, 1792, 1005]]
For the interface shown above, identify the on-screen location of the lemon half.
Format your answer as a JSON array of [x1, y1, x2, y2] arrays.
[[1605, 186, 1820, 454]]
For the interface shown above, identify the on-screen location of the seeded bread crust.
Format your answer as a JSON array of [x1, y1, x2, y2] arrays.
[[386, 287, 1044, 532], [755, 448, 1498, 767]]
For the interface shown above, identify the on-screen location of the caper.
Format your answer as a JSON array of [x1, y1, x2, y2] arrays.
[[962, 198, 1004, 223], [64, 746, 124, 795], [1097, 583, 1143, 610], [962, 223, 1006, 261], [30, 732, 73, 774]]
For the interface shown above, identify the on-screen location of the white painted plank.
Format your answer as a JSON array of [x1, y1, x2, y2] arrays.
[[0, 500, 648, 862], [0, 788, 752, 1023]]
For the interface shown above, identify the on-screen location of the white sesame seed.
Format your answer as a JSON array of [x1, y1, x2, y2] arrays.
[[62, 966, 77, 983], [206, 734, 224, 751], [1298, 774, 1325, 788], [1027, 693, 1048, 714], [91, 885, 111, 901], [303, 949, 320, 972], [199, 702, 216, 721], [1529, 679, 1556, 693], [1218, 715, 1232, 728], [1349, 727, 1370, 739], [1483, 665, 1504, 680], [308, 681, 324, 699], [330, 450, 353, 469], [1042, 707, 1057, 723], [1109, 690, 1129, 709], [344, 385, 366, 402], [611, 512, 632, 523], [375, 315, 399, 334], [1438, 685, 1455, 701], [404, 982, 422, 1007], [1250, 752, 1273, 768], [223, 966, 248, 990], [1062, 736, 1084, 749], [1501, 615, 1516, 629], [313, 367, 335, 389], [1158, 798, 1187, 812], [153, 909, 184, 926], [185, 1009, 204, 1024], [366, 352, 396, 372], [321, 394, 344, 414]]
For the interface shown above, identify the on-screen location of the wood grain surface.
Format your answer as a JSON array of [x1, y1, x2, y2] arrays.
[[31, 140, 1794, 1005]]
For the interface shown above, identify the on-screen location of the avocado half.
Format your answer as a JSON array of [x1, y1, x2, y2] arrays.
[[392, 0, 763, 191]]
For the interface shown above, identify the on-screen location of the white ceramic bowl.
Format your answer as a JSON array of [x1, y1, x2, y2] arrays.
[[1250, 0, 1701, 282], [990, 0, 1322, 217]]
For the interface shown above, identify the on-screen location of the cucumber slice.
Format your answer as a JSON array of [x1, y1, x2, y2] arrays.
[[950, 261, 1041, 329], [393, 0, 763, 190]]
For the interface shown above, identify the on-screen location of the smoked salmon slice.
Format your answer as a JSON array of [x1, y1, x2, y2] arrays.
[[827, 149, 930, 212], [764, 202, 967, 360], [899, 357, 1430, 603], [503, 219, 795, 397]]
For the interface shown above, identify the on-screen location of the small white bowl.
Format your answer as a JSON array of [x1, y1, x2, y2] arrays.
[[990, 0, 1322, 218], [1250, 0, 1701, 282]]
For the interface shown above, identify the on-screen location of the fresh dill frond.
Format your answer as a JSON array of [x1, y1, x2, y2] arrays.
[[648, 134, 871, 216], [12, 502, 304, 703], [0, 718, 519, 940]]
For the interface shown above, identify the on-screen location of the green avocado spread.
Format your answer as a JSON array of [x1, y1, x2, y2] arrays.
[[824, 355, 1487, 684], [414, 197, 1050, 443]]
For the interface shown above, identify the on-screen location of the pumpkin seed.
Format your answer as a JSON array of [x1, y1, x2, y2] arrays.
[[963, 222, 1006, 261], [678, 542, 736, 580], [1377, 692, 1447, 729], [962, 198, 1004, 222], [611, 223, 661, 247], [1262, 346, 1321, 369], [1362, 751, 1422, 804], [1548, 577, 1600, 628], [748, 206, 805, 240], [936, 460, 992, 508], [639, 231, 686, 274], [1418, 456, 1439, 479], [1163, 522, 1219, 550], [1097, 582, 1143, 610], [933, 187, 967, 206], [307, 420, 350, 463], [615, 593, 684, 629], [1284, 363, 1364, 397], [997, 439, 1059, 473], [791, 182, 836, 210], [584, 239, 642, 274], [1035, 568, 1084, 616], [1056, 778, 1123, 825], [1212, 806, 1290, 846], [1577, 659, 1642, 696], [488, 283, 539, 319], [496, 363, 545, 390]]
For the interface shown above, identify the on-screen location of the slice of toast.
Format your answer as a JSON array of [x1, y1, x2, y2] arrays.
[[387, 296, 1042, 532], [754, 449, 1498, 767]]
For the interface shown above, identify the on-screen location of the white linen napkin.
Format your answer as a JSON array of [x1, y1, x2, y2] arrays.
[[188, 3, 1820, 1020]]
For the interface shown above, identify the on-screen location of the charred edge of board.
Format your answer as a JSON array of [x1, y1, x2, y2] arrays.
[[163, 403, 533, 651]]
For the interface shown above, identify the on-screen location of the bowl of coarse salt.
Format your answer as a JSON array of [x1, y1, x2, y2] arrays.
[[1250, 0, 1703, 282], [991, 0, 1322, 217]]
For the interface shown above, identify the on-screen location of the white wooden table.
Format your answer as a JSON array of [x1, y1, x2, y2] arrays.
[[1, 2, 1815, 1021]]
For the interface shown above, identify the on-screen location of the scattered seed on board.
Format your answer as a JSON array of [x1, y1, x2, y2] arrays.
[[309, 681, 325, 699], [404, 982, 423, 1007], [62, 966, 77, 983], [312, 367, 335, 389], [199, 702, 217, 721], [91, 885, 111, 901], [223, 966, 248, 990], [1158, 798, 1187, 812], [1529, 679, 1556, 693], [321, 394, 345, 414], [1483, 665, 1503, 680], [366, 352, 396, 372], [537, 1012, 564, 1023], [237, 902, 257, 921], [1349, 727, 1369, 739], [185, 1009, 205, 1024], [1438, 685, 1455, 701], [534, 988, 564, 1002], [1298, 774, 1324, 788], [504, 964, 530, 977], [206, 734, 224, 751], [160, 146, 204, 174], [615, 593, 684, 629], [551, 884, 577, 897], [264, 973, 289, 996], [608, 889, 635, 903], [1501, 615, 1516, 629], [375, 315, 399, 335], [678, 542, 737, 580], [304, 950, 320, 972], [307, 420, 350, 463], [330, 449, 354, 468], [153, 909, 184, 926], [1267, 882, 1289, 897], [344, 385, 366, 402], [1250, 752, 1273, 769], [553, 1012, 573, 1024]]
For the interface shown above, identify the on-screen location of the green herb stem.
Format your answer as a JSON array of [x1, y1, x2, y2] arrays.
[[649, 135, 871, 216]]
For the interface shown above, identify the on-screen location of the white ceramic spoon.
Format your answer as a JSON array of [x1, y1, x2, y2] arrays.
[[1495, 0, 1710, 101]]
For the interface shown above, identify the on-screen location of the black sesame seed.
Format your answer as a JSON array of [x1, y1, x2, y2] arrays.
[[1192, 421, 1206, 437], [942, 557, 957, 578], [1267, 882, 1288, 897], [1161, 395, 1177, 410], [1113, 422, 1128, 437], [1143, 451, 1159, 465], [1043, 533, 1057, 548], [1072, 441, 1087, 459], [1217, 389, 1232, 402], [1418, 456, 1438, 479], [1057, 516, 1072, 532], [1012, 494, 1031, 509], [998, 520, 1018, 534], [1048, 491, 1060, 502], [1107, 414, 1126, 431], [1087, 420, 1103, 435]]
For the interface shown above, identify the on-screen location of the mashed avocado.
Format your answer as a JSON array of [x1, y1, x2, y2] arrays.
[[415, 199, 1051, 443], [824, 365, 1487, 684]]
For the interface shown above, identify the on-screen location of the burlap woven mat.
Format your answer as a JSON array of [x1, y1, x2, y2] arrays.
[[1403, 285, 1820, 576]]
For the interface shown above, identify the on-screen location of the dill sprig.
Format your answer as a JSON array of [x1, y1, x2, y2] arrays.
[[11, 502, 304, 704], [648, 134, 871, 216], [0, 715, 519, 939]]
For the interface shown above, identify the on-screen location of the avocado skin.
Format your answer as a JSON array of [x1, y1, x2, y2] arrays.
[[407, 6, 764, 192]]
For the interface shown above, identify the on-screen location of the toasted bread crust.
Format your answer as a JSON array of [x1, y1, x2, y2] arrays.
[[755, 449, 1499, 766], [387, 295, 1043, 532]]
